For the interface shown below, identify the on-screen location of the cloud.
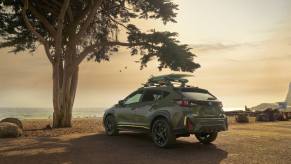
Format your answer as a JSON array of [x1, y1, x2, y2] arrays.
[[224, 54, 291, 63], [258, 54, 291, 61], [189, 42, 255, 52]]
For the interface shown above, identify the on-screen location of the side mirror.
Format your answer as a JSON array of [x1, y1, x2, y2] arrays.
[[118, 100, 125, 106]]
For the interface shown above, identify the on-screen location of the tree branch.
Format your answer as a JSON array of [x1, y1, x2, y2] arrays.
[[108, 41, 143, 47], [76, 0, 103, 38], [55, 0, 70, 63], [36, 2, 59, 18], [75, 41, 146, 65], [21, 0, 53, 64], [64, 3, 91, 41], [51, 0, 62, 7], [71, 4, 91, 27], [28, 3, 57, 36], [108, 15, 128, 29], [57, 0, 70, 31], [75, 45, 100, 65], [67, 5, 74, 22]]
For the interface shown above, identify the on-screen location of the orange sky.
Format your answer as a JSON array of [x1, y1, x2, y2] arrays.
[[0, 0, 291, 110]]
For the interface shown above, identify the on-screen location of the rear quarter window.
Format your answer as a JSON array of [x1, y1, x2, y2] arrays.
[[141, 90, 170, 102]]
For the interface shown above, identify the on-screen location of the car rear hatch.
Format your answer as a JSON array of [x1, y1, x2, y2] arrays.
[[176, 88, 223, 117]]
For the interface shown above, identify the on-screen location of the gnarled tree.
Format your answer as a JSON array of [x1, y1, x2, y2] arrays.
[[0, 0, 200, 128]]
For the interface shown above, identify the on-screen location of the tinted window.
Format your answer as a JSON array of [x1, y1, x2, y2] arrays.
[[124, 91, 143, 105], [141, 90, 168, 102], [181, 92, 216, 101]]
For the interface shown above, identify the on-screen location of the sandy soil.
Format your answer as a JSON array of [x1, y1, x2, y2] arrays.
[[0, 117, 291, 164], [22, 118, 103, 137]]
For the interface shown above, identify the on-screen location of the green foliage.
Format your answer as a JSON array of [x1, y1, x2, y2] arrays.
[[0, 0, 200, 72], [0, 0, 36, 52]]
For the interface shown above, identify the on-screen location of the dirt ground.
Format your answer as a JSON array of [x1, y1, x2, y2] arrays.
[[0, 118, 291, 164]]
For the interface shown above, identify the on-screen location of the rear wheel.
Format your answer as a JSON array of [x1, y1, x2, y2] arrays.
[[151, 118, 176, 148], [104, 115, 119, 136], [195, 132, 218, 144]]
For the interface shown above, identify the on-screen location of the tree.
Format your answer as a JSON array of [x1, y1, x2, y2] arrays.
[[0, 0, 200, 128]]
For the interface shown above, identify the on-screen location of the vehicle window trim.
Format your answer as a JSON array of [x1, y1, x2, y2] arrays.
[[141, 89, 165, 103], [123, 89, 144, 105], [180, 91, 217, 101]]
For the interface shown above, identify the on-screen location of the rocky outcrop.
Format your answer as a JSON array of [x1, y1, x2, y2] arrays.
[[0, 122, 22, 138], [1, 118, 23, 129]]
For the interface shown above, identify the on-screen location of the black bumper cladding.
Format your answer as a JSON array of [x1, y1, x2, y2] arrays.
[[186, 117, 228, 133]]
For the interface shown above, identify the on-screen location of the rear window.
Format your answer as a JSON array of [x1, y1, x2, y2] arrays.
[[181, 91, 216, 101]]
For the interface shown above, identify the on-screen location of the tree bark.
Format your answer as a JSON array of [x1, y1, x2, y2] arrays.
[[52, 63, 79, 128]]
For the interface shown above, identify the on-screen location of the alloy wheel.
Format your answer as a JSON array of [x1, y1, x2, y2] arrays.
[[152, 120, 169, 147], [105, 116, 115, 135]]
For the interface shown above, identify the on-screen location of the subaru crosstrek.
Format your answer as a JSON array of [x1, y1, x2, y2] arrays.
[[103, 74, 228, 148]]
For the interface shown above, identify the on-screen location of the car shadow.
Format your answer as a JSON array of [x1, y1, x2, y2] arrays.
[[0, 132, 228, 164]]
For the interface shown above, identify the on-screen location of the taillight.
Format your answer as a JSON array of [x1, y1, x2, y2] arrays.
[[186, 119, 193, 130], [176, 100, 190, 107]]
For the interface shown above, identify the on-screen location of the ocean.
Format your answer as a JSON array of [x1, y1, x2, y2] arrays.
[[0, 107, 106, 120], [0, 107, 241, 120]]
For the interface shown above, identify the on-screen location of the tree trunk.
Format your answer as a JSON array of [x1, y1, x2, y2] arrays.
[[52, 63, 79, 128]]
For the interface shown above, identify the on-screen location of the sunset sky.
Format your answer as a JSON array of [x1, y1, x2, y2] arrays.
[[0, 0, 291, 110]]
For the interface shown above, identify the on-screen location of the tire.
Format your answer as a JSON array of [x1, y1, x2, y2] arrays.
[[195, 132, 218, 144], [151, 118, 176, 148], [104, 115, 119, 136]]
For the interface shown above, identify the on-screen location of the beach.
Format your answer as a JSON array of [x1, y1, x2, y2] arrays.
[[0, 117, 291, 164], [22, 118, 103, 137]]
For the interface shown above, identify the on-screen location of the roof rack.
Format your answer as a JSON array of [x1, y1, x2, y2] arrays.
[[144, 74, 193, 88]]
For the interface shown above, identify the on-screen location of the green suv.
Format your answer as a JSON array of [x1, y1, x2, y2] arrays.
[[103, 74, 228, 148]]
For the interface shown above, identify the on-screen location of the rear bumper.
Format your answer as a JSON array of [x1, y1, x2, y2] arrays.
[[174, 116, 228, 135]]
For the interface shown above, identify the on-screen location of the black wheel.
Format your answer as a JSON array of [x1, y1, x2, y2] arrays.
[[104, 115, 119, 136], [151, 118, 175, 148], [195, 132, 218, 144]]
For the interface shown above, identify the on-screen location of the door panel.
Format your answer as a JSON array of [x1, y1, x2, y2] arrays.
[[133, 89, 166, 127], [133, 102, 153, 127], [116, 90, 143, 126], [115, 106, 134, 125]]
